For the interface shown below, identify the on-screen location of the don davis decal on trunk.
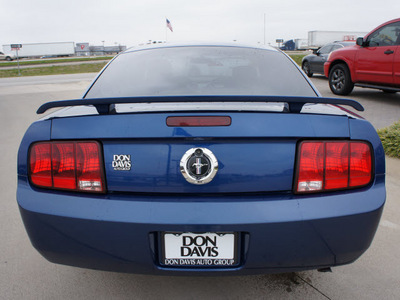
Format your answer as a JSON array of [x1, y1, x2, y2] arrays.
[[112, 155, 132, 171]]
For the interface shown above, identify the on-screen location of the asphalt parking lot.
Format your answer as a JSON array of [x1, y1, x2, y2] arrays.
[[0, 74, 399, 299]]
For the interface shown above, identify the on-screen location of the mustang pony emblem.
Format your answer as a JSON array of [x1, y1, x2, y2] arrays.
[[192, 158, 209, 175], [180, 148, 218, 185]]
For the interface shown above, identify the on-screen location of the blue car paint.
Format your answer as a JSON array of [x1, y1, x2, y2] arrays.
[[46, 112, 350, 194], [49, 112, 350, 139], [18, 178, 384, 274], [17, 109, 386, 275], [102, 141, 297, 193]]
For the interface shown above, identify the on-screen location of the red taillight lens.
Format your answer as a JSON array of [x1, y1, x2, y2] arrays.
[[76, 142, 104, 191], [325, 142, 349, 190], [297, 142, 324, 192], [29, 141, 105, 193], [30, 143, 52, 187], [350, 143, 372, 187], [52, 143, 76, 190], [295, 141, 372, 193]]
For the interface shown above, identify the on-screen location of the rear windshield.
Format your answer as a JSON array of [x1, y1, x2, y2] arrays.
[[85, 46, 316, 98]]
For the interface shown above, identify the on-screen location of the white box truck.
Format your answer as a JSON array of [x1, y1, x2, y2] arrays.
[[308, 31, 368, 48], [2, 42, 75, 58], [294, 39, 308, 50]]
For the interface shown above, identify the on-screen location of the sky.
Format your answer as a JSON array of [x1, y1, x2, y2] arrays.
[[0, 0, 399, 48]]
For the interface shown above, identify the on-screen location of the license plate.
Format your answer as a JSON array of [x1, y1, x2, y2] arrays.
[[162, 232, 237, 267]]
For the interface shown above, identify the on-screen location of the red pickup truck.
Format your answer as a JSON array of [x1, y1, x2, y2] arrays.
[[324, 18, 400, 95]]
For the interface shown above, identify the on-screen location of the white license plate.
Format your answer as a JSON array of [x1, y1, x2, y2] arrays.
[[162, 232, 237, 267]]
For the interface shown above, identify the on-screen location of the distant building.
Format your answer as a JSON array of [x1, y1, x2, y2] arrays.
[[75, 43, 126, 56], [75, 43, 90, 56]]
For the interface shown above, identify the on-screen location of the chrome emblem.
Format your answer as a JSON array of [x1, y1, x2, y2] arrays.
[[180, 148, 218, 185]]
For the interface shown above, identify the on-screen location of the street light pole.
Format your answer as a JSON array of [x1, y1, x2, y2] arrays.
[[264, 13, 266, 45], [16, 48, 21, 76]]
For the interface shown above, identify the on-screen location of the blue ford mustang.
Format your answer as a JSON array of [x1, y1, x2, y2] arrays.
[[17, 43, 386, 275]]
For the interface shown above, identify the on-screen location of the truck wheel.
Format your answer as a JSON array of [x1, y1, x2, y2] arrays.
[[302, 61, 313, 77], [6, 56, 13, 61], [329, 64, 354, 95]]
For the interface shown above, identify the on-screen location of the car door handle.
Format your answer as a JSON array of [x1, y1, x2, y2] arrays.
[[384, 50, 394, 55]]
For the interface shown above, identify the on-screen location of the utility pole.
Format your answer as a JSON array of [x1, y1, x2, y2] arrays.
[[11, 44, 22, 76], [264, 13, 266, 45]]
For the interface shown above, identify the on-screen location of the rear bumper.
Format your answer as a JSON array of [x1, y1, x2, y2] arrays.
[[17, 175, 386, 275]]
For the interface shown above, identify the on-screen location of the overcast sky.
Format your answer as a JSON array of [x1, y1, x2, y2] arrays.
[[1, 0, 399, 48]]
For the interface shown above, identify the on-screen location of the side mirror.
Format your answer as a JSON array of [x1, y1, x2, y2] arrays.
[[312, 48, 319, 55], [356, 37, 364, 46]]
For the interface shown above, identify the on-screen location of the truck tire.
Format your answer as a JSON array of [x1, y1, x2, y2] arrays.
[[302, 61, 313, 77], [329, 64, 354, 95], [6, 56, 13, 61]]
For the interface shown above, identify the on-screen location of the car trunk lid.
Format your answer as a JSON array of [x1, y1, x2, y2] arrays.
[[50, 110, 350, 194]]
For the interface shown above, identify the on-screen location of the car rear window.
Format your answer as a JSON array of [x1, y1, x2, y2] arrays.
[[85, 46, 317, 98]]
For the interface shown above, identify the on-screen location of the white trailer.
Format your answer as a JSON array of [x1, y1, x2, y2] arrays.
[[294, 39, 308, 50], [308, 31, 368, 48], [2, 42, 75, 58]]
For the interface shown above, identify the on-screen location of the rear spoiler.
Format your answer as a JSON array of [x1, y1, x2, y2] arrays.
[[37, 95, 364, 115]]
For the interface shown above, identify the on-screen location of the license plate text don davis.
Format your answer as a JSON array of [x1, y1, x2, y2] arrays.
[[163, 232, 236, 266]]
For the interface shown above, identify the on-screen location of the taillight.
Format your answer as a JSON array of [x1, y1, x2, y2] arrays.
[[29, 141, 105, 193], [295, 141, 372, 193]]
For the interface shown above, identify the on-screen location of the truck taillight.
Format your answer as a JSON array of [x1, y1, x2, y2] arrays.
[[295, 141, 372, 193], [29, 141, 105, 193]]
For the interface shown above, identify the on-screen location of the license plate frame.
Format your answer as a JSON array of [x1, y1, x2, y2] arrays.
[[161, 232, 238, 267]]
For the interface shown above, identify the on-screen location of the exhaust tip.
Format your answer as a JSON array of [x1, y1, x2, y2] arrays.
[[317, 267, 332, 273]]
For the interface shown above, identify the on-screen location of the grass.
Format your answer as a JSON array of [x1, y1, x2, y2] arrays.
[[0, 56, 112, 67], [377, 121, 400, 159], [288, 54, 306, 66], [0, 62, 108, 78], [0, 53, 306, 78]]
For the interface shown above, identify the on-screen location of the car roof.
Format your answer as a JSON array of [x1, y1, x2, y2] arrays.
[[123, 42, 279, 54], [364, 18, 400, 38]]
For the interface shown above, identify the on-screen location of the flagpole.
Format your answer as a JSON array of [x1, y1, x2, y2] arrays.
[[264, 13, 266, 45], [165, 18, 173, 42]]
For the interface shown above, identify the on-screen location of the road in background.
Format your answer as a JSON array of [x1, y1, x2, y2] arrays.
[[310, 75, 400, 129], [0, 74, 399, 299], [0, 60, 109, 70]]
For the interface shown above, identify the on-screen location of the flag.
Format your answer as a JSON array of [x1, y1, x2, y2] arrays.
[[166, 18, 173, 32]]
